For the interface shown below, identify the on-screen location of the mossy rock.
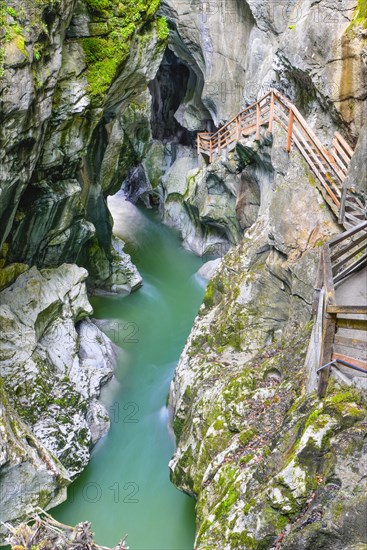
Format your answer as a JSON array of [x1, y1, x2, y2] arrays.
[[0, 263, 29, 291]]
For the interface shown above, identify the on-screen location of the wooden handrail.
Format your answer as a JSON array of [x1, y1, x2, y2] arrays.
[[334, 131, 354, 158], [197, 89, 359, 226], [316, 220, 367, 397], [196, 90, 365, 397]]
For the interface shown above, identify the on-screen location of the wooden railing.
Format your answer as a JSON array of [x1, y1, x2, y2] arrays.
[[314, 220, 367, 397], [197, 90, 365, 228], [198, 91, 366, 396]]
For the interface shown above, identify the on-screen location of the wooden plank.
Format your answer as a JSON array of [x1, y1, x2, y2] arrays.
[[323, 245, 336, 305], [280, 96, 337, 168], [334, 131, 354, 157], [286, 109, 294, 153], [313, 252, 324, 315], [204, 91, 272, 145], [331, 147, 348, 175], [332, 352, 367, 372], [268, 92, 274, 133], [325, 155, 349, 191], [345, 211, 365, 225], [290, 133, 341, 208], [333, 137, 352, 165], [292, 124, 342, 198], [332, 241, 367, 275], [328, 221, 367, 246], [217, 130, 222, 154], [334, 334, 367, 351], [327, 305, 367, 314], [338, 184, 347, 224], [236, 117, 241, 140], [256, 103, 261, 140], [318, 312, 337, 398], [334, 252, 367, 284], [345, 200, 366, 216], [337, 318, 367, 331], [346, 192, 365, 210]]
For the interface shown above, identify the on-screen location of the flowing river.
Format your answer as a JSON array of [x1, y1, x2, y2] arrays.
[[52, 196, 206, 549]]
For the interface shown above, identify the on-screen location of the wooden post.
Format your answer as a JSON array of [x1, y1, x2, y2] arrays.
[[268, 92, 274, 134], [256, 103, 261, 140], [338, 183, 347, 225], [197, 134, 201, 156], [312, 251, 324, 315], [217, 131, 222, 155], [286, 110, 294, 152], [317, 309, 337, 398], [236, 117, 241, 140], [209, 139, 213, 163], [317, 246, 337, 398]]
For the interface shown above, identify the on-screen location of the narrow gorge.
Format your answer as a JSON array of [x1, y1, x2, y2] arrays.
[[0, 1, 366, 549]]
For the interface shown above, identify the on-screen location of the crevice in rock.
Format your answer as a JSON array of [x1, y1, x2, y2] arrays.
[[148, 48, 196, 145]]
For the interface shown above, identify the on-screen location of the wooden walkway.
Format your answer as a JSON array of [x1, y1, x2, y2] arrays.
[[197, 90, 365, 229], [197, 90, 367, 396], [314, 222, 367, 396]]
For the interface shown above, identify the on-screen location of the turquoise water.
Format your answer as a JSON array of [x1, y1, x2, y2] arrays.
[[52, 198, 206, 549]]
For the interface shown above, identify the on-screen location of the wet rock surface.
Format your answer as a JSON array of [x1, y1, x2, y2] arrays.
[[0, 264, 116, 531]]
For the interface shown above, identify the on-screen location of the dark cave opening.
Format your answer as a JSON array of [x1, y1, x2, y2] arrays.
[[149, 48, 195, 146]]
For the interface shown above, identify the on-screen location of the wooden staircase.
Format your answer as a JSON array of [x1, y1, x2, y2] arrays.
[[197, 90, 366, 229], [314, 222, 367, 396], [197, 90, 367, 395]]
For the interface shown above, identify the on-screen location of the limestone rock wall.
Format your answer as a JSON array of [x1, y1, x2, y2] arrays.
[[160, 0, 366, 139], [0, 378, 70, 541], [121, 0, 366, 255], [168, 132, 367, 549], [0, 0, 167, 292], [0, 264, 116, 533], [0, 0, 167, 537]]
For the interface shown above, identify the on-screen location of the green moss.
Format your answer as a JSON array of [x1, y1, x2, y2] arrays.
[[38, 489, 52, 508], [262, 505, 289, 531], [243, 498, 256, 514], [156, 16, 169, 40], [173, 416, 185, 441], [79, 0, 168, 103], [228, 531, 257, 549], [239, 428, 257, 447], [214, 486, 239, 519], [213, 418, 225, 430], [326, 390, 361, 405], [172, 445, 194, 488], [307, 172, 316, 187], [0, 263, 29, 291], [347, 0, 367, 30], [304, 408, 328, 429], [0, 0, 27, 76], [85, 0, 110, 12], [203, 280, 215, 308], [240, 452, 254, 466]]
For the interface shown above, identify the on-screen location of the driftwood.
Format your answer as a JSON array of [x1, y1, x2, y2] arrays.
[[2, 508, 128, 550]]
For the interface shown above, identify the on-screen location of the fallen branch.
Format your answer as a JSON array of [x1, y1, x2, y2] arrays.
[[2, 508, 128, 550]]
